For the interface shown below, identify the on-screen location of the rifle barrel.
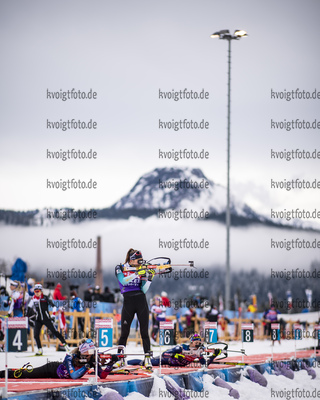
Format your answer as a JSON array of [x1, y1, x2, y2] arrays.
[[99, 353, 150, 358]]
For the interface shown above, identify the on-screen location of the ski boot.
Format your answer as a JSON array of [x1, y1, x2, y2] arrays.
[[63, 343, 71, 352], [143, 353, 153, 371], [35, 348, 43, 356], [113, 347, 126, 370]]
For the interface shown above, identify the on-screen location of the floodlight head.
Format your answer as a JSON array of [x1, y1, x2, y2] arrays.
[[210, 29, 230, 38], [234, 29, 248, 37]]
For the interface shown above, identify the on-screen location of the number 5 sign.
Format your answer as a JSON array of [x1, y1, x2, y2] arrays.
[[241, 323, 254, 343], [159, 321, 174, 345], [95, 319, 113, 348], [7, 317, 28, 352]]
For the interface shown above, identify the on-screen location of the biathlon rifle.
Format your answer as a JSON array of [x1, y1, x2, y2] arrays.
[[78, 353, 150, 364], [123, 257, 195, 275], [13, 362, 33, 378], [202, 342, 247, 365], [98, 346, 153, 360]]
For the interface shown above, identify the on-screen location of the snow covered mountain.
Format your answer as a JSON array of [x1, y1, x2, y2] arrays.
[[111, 167, 268, 224], [1, 167, 318, 230]]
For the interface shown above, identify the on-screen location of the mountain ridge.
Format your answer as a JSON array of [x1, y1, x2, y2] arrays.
[[1, 167, 319, 231]]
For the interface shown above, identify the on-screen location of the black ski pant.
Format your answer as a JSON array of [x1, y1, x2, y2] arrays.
[[0, 362, 60, 379], [118, 291, 150, 354], [34, 320, 66, 349]]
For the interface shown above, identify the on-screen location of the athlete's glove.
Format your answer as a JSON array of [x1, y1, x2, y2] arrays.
[[135, 265, 147, 278], [214, 349, 222, 357], [173, 353, 185, 361], [111, 355, 119, 363], [147, 269, 156, 281]]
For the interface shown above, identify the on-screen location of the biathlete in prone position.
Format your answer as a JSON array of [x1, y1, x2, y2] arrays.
[[127, 333, 222, 368], [0, 339, 118, 379]]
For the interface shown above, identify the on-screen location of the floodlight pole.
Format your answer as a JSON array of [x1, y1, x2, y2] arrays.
[[211, 30, 247, 311], [226, 37, 231, 312]]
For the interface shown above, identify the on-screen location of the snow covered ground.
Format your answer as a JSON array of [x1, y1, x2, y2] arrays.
[[1, 336, 319, 368], [1, 337, 319, 399]]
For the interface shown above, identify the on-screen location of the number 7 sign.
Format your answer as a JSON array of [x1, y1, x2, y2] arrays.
[[204, 322, 218, 343]]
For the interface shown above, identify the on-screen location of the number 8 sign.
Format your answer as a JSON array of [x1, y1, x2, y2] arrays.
[[241, 323, 254, 343], [271, 323, 280, 341], [95, 319, 113, 348]]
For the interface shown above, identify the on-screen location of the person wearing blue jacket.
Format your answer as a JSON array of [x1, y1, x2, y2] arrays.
[[128, 333, 222, 368], [0, 339, 118, 379]]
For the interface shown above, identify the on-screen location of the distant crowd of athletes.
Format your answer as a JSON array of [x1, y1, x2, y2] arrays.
[[0, 277, 284, 345], [0, 278, 282, 327], [0, 280, 120, 317], [1, 279, 221, 319]]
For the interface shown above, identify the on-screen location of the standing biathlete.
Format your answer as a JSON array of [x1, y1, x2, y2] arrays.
[[115, 248, 155, 370], [27, 283, 69, 355], [127, 333, 222, 368]]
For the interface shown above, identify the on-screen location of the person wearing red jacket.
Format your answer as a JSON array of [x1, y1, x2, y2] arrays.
[[53, 283, 66, 300], [161, 291, 171, 307]]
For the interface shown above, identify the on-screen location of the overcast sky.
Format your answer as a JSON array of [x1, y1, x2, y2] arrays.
[[1, 0, 319, 217]]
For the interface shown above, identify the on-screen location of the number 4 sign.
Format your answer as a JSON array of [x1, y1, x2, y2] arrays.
[[95, 319, 113, 348], [7, 317, 28, 352], [159, 321, 174, 346]]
